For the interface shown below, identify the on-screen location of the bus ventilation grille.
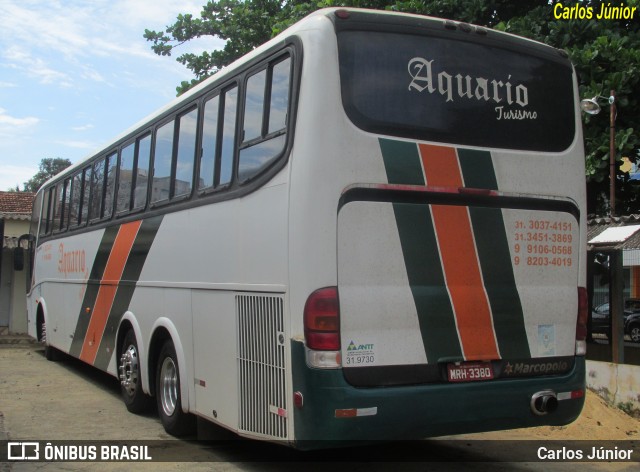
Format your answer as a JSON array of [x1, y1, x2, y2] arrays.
[[237, 294, 287, 439]]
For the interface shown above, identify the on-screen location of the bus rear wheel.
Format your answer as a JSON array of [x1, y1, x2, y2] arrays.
[[119, 330, 152, 413], [155, 339, 195, 437]]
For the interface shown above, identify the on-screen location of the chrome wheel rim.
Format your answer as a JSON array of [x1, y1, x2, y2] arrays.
[[160, 357, 178, 417], [631, 327, 640, 343], [119, 344, 139, 396]]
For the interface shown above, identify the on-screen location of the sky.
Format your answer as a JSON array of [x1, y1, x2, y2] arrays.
[[0, 0, 224, 191]]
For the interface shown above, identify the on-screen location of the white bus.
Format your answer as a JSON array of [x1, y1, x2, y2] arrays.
[[26, 8, 588, 447]]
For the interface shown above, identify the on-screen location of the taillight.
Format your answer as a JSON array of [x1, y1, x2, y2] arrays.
[[304, 287, 340, 351], [576, 287, 588, 355]]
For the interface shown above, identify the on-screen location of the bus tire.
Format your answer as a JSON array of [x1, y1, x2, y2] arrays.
[[156, 339, 195, 437], [119, 330, 152, 413], [40, 320, 60, 362]]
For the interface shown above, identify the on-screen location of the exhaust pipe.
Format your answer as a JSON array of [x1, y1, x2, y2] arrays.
[[531, 390, 558, 416]]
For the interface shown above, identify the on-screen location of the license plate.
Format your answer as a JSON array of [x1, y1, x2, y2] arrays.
[[447, 362, 494, 383]]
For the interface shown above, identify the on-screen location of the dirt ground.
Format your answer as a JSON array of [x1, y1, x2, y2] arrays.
[[471, 389, 640, 440], [0, 345, 639, 470]]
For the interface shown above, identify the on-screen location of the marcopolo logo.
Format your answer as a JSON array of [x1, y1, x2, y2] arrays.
[[503, 360, 570, 376]]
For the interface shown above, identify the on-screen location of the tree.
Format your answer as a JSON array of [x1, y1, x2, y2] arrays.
[[23, 158, 72, 193], [146, 0, 640, 215]]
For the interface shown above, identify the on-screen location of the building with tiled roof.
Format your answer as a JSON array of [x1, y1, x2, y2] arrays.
[[0, 191, 35, 249], [1, 191, 34, 333]]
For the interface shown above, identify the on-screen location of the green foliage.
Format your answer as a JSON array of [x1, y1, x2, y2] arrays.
[[23, 158, 72, 193], [146, 0, 640, 215]]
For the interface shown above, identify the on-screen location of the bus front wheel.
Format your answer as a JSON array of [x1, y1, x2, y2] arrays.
[[155, 339, 195, 437]]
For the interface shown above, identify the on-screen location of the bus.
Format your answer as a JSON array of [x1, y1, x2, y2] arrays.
[[25, 8, 587, 447]]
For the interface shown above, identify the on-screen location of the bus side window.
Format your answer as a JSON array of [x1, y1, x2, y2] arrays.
[[151, 120, 174, 204], [238, 56, 290, 183], [62, 178, 71, 231], [200, 95, 220, 190], [133, 134, 151, 210], [80, 166, 92, 225], [90, 158, 105, 220], [174, 108, 197, 198], [103, 153, 117, 219], [39, 187, 52, 236], [52, 181, 65, 233], [69, 172, 82, 227], [117, 142, 135, 213], [220, 86, 238, 187]]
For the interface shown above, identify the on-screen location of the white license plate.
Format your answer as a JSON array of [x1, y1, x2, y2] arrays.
[[447, 362, 494, 383]]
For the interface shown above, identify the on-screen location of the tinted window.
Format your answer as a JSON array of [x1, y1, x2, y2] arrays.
[[39, 188, 51, 236], [117, 143, 135, 213], [90, 158, 105, 220], [337, 31, 575, 151], [175, 108, 197, 198], [238, 56, 291, 182], [244, 70, 267, 142], [269, 57, 290, 133], [69, 172, 82, 226], [134, 135, 151, 210], [52, 181, 64, 232], [80, 166, 92, 225], [220, 86, 238, 186], [152, 120, 174, 203], [104, 153, 117, 219], [200, 95, 220, 190]]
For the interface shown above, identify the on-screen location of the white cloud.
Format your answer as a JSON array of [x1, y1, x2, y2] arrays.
[[0, 108, 39, 128], [55, 139, 98, 150], [72, 124, 95, 132]]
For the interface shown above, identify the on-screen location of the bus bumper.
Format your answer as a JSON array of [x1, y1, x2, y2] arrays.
[[290, 340, 585, 448]]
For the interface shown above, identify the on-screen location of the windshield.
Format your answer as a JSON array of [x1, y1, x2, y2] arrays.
[[337, 30, 575, 152]]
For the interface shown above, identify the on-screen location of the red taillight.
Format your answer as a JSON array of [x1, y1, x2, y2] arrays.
[[304, 287, 340, 351], [577, 287, 588, 341]]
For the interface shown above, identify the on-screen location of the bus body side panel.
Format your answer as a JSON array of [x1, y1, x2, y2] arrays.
[[131, 174, 290, 434], [29, 230, 105, 353]]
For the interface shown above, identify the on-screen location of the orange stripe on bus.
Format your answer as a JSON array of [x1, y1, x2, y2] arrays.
[[79, 220, 142, 364], [419, 144, 500, 360]]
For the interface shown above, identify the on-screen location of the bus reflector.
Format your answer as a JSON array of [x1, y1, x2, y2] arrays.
[[335, 407, 378, 418], [304, 287, 340, 351], [576, 287, 588, 355]]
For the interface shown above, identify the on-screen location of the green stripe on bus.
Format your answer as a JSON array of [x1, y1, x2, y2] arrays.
[[458, 149, 531, 359], [379, 138, 425, 186], [380, 138, 462, 363], [69, 225, 119, 358]]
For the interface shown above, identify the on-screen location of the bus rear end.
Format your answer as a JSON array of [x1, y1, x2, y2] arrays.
[[290, 9, 586, 447]]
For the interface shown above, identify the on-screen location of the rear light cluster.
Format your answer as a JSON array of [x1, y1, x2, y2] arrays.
[[304, 287, 341, 369], [576, 287, 588, 355]]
